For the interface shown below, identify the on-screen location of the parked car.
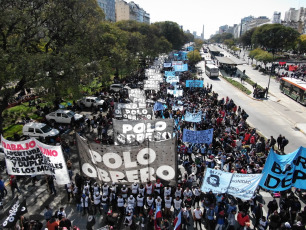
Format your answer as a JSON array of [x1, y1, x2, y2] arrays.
[[23, 122, 59, 138], [45, 109, 83, 124], [77, 96, 105, 108], [109, 84, 124, 92]]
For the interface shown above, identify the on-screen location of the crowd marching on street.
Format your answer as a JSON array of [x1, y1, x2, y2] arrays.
[[0, 50, 305, 230]]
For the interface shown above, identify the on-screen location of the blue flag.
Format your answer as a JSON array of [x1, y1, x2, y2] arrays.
[[153, 102, 164, 111]]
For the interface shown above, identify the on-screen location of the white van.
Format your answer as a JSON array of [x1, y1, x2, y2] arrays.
[[23, 122, 59, 138], [109, 84, 124, 92]]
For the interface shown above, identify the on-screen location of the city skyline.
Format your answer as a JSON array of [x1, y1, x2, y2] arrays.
[[130, 0, 305, 39]]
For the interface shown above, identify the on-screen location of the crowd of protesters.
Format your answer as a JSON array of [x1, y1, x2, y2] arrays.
[[0, 55, 305, 230]]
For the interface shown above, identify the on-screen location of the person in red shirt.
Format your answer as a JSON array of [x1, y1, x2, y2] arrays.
[[237, 211, 250, 230], [244, 132, 251, 144], [47, 217, 59, 230]]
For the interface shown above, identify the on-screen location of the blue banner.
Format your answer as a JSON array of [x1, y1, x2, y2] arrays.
[[182, 128, 213, 144], [153, 102, 165, 111], [184, 111, 202, 122], [165, 71, 175, 77], [164, 63, 171, 68], [186, 80, 204, 88], [175, 51, 188, 61], [259, 147, 306, 191], [166, 75, 179, 83], [174, 64, 188, 72], [187, 46, 194, 51]]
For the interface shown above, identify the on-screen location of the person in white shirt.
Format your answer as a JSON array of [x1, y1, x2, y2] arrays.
[[183, 187, 193, 200], [131, 183, 139, 196], [136, 194, 144, 214], [101, 183, 109, 196], [193, 187, 201, 207], [155, 196, 162, 209], [174, 186, 182, 198], [81, 194, 89, 216], [138, 184, 145, 197], [117, 194, 125, 215], [145, 181, 153, 196], [164, 195, 172, 218], [127, 195, 136, 208], [121, 184, 128, 199], [93, 192, 101, 215], [193, 206, 203, 230], [173, 196, 182, 217], [163, 186, 172, 199]]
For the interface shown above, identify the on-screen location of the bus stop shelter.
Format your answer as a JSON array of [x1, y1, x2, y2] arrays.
[[208, 45, 223, 57], [215, 56, 239, 77]]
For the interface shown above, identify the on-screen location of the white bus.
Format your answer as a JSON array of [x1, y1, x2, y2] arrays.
[[205, 64, 219, 78]]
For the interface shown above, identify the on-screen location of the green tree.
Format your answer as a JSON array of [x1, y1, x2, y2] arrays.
[[187, 50, 201, 67], [0, 0, 105, 133], [296, 34, 306, 55], [249, 48, 264, 64], [255, 51, 273, 69], [154, 21, 188, 50], [239, 28, 256, 49], [252, 24, 300, 52]]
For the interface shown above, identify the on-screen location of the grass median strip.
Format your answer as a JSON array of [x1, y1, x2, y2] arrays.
[[221, 76, 252, 95]]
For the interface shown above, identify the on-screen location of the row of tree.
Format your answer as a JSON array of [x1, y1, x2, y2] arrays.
[[209, 24, 306, 55], [0, 0, 193, 133], [240, 24, 303, 54]]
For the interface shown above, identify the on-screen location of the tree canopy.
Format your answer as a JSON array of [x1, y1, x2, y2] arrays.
[[0, 0, 194, 133], [252, 24, 300, 52]]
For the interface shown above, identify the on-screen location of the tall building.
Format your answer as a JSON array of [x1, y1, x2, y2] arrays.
[[219, 25, 229, 34], [97, 0, 116, 22], [283, 7, 306, 34], [201, 25, 204, 40], [115, 0, 150, 24], [240, 16, 254, 36], [272, 11, 281, 24]]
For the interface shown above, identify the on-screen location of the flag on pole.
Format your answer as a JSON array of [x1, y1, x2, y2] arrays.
[[173, 210, 182, 230], [148, 203, 154, 216], [154, 206, 162, 230]]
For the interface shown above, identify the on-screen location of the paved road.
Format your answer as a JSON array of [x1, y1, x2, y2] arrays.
[[198, 56, 306, 153]]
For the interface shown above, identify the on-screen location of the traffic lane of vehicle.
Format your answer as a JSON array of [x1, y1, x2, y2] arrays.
[[197, 62, 305, 152]]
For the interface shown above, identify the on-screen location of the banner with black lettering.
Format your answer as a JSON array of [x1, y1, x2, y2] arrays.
[[144, 80, 160, 90], [182, 128, 213, 144], [184, 111, 202, 122], [114, 103, 146, 118], [259, 147, 306, 191], [112, 119, 173, 144], [2, 199, 27, 228], [1, 136, 70, 185], [128, 89, 145, 99], [148, 75, 163, 81], [122, 108, 153, 120], [76, 134, 177, 185], [201, 168, 262, 200], [167, 89, 183, 97]]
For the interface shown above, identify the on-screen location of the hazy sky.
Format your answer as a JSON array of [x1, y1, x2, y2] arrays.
[[130, 0, 305, 39]]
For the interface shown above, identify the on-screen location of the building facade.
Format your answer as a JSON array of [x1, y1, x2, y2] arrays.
[[283, 7, 306, 34], [272, 11, 281, 24], [115, 0, 150, 24], [97, 0, 116, 22]]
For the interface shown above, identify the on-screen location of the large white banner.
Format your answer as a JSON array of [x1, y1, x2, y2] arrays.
[[201, 169, 232, 194], [167, 89, 183, 97], [201, 168, 262, 200], [1, 137, 70, 185], [228, 173, 263, 200], [144, 80, 160, 90]]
